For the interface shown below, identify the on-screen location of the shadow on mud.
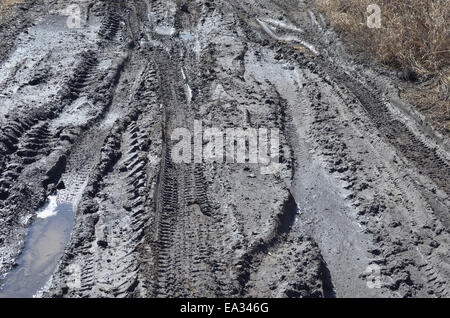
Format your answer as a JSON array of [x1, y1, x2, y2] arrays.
[[321, 261, 336, 298]]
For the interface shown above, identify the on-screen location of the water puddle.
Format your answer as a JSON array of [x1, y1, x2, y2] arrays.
[[179, 31, 193, 40], [256, 18, 318, 55], [0, 195, 74, 298], [155, 26, 175, 36]]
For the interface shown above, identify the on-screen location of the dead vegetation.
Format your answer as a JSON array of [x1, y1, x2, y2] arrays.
[[0, 0, 24, 12], [315, 0, 449, 134], [0, 0, 25, 22]]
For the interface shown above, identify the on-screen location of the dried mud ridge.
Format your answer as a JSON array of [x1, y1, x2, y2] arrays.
[[0, 0, 449, 298]]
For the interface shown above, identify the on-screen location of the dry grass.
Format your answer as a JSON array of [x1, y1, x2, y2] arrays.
[[0, 0, 25, 22], [0, 0, 24, 11], [315, 0, 449, 133]]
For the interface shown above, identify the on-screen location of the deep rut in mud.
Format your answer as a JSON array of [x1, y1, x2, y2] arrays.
[[0, 0, 449, 298]]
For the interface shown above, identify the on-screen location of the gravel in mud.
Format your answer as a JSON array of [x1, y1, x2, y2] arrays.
[[0, 0, 449, 298]]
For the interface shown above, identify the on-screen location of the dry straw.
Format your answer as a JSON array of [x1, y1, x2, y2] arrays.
[[316, 0, 449, 132]]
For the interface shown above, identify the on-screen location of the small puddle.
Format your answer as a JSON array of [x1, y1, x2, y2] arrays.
[[0, 195, 74, 298]]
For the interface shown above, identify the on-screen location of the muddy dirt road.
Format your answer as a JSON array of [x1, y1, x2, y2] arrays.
[[0, 0, 449, 298]]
